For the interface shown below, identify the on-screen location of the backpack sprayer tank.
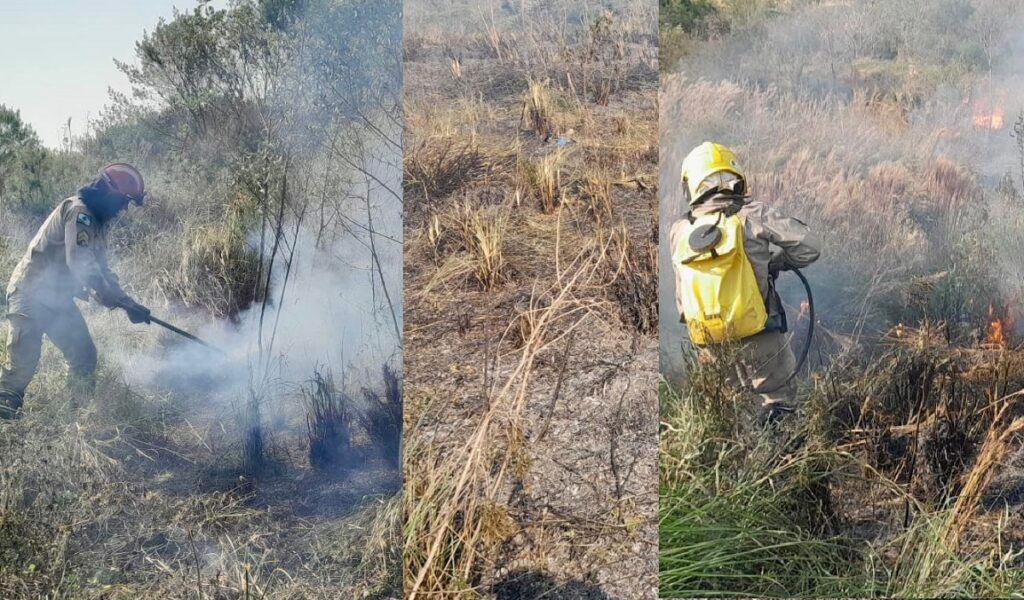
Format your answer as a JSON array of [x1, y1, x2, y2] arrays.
[[675, 213, 815, 389]]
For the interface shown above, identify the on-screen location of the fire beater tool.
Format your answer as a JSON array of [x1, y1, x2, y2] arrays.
[[117, 300, 224, 354]]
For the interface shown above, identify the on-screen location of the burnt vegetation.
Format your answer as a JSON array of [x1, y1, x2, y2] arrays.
[[305, 369, 354, 473]]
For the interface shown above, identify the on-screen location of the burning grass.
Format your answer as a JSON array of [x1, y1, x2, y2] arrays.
[[661, 329, 1024, 597]]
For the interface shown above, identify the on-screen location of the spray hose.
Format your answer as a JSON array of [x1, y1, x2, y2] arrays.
[[759, 266, 815, 394]]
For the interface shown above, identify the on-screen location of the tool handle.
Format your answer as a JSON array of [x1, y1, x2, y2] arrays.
[[116, 300, 224, 354]]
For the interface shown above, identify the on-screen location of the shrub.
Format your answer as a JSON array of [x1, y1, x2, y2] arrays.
[[304, 369, 353, 474], [162, 194, 263, 320]]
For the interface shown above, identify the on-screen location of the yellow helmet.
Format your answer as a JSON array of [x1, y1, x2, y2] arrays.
[[680, 142, 746, 205]]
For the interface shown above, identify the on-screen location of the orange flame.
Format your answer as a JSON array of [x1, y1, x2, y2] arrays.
[[986, 304, 1010, 346], [973, 101, 1005, 131], [987, 318, 1006, 346]]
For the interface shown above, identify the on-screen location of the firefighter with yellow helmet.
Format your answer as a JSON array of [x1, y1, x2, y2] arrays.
[[669, 142, 820, 422], [0, 163, 152, 418]]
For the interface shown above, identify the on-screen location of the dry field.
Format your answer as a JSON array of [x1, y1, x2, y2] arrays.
[[403, 1, 659, 597]]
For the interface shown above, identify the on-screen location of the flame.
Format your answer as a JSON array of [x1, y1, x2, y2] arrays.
[[986, 304, 1010, 346], [987, 317, 1006, 346], [972, 101, 1005, 131]]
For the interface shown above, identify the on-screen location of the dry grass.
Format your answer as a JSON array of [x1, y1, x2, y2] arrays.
[[521, 150, 568, 214], [404, 2, 658, 597], [454, 201, 508, 290], [578, 171, 615, 230], [422, 200, 509, 294], [158, 195, 263, 321], [604, 225, 658, 335], [405, 139, 491, 206], [521, 78, 555, 139], [405, 241, 611, 597], [945, 396, 1024, 548]]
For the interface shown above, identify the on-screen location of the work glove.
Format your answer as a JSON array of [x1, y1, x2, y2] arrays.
[[768, 249, 790, 276], [123, 300, 151, 324]]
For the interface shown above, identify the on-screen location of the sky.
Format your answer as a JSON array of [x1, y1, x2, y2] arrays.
[[0, 0, 223, 149]]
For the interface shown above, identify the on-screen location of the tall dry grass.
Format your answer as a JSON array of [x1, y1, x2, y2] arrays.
[[405, 230, 621, 596]]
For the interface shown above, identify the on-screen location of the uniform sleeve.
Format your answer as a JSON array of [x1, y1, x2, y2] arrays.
[[668, 219, 690, 320], [96, 242, 129, 302], [64, 208, 129, 307], [758, 205, 821, 269]]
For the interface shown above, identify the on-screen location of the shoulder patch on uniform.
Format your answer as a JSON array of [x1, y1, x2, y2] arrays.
[[77, 231, 90, 247], [76, 213, 93, 227]]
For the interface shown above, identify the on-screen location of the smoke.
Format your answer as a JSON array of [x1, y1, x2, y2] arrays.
[[116, 148, 401, 415], [101, 0, 404, 453], [660, 0, 1024, 381]]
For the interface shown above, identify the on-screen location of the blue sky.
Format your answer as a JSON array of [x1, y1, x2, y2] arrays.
[[0, 0, 222, 148]]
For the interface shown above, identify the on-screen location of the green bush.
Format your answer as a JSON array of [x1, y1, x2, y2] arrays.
[[659, 26, 695, 72], [160, 194, 263, 320], [659, 0, 717, 32]]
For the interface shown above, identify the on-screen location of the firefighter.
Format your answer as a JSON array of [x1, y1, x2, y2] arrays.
[[670, 142, 820, 423], [0, 163, 152, 418]]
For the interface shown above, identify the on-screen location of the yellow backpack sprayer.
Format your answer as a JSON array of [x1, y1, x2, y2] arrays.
[[674, 213, 815, 391]]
